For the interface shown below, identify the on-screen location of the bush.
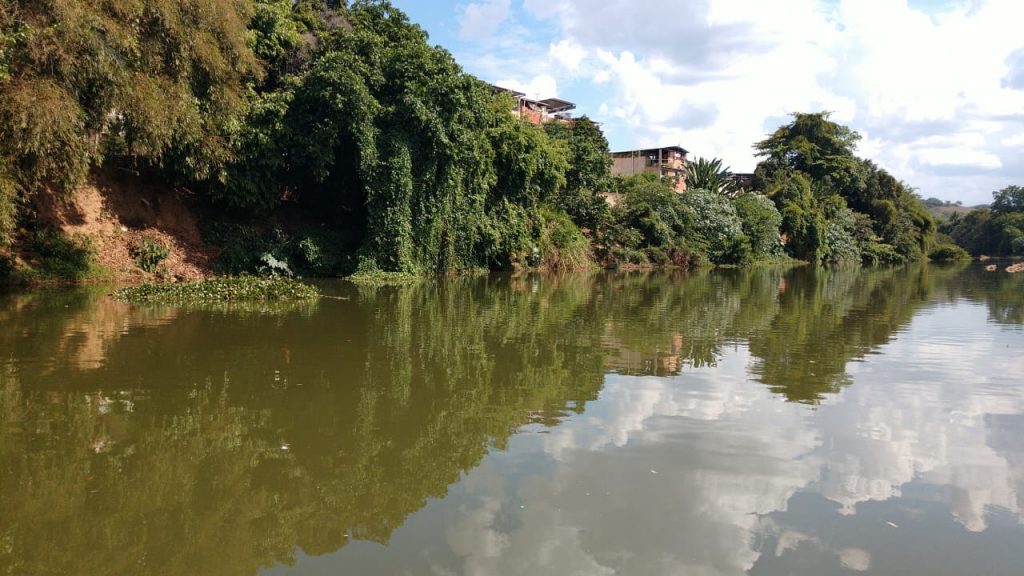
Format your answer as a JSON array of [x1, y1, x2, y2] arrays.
[[534, 207, 592, 271], [476, 199, 532, 270], [678, 189, 749, 265], [129, 236, 170, 273], [616, 176, 693, 247], [20, 228, 102, 281], [207, 222, 350, 277], [0, 166, 17, 249], [734, 193, 783, 259], [0, 251, 13, 281], [861, 241, 903, 266], [821, 203, 863, 264], [928, 243, 971, 261]]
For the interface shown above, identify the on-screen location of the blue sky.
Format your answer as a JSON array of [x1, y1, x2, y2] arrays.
[[390, 0, 1024, 205]]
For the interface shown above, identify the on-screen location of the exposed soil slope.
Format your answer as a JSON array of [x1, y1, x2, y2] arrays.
[[35, 170, 215, 283]]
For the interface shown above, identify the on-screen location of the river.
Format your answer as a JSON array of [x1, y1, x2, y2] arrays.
[[1, 263, 1022, 575]]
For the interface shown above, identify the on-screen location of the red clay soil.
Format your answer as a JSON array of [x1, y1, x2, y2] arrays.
[[34, 169, 216, 283]]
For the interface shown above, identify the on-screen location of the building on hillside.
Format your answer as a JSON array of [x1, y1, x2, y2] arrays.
[[730, 173, 755, 192], [610, 146, 689, 192], [492, 85, 576, 125]]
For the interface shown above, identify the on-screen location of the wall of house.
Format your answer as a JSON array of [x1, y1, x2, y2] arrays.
[[612, 151, 688, 192], [519, 105, 544, 125], [666, 169, 687, 192], [612, 155, 646, 177]]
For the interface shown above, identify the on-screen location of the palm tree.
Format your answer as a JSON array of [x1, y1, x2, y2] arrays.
[[685, 157, 739, 197]]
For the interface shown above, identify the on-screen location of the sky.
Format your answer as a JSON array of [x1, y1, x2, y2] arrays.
[[390, 0, 1024, 205]]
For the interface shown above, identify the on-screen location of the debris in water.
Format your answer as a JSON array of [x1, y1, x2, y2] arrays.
[[650, 469, 658, 475], [886, 521, 898, 528]]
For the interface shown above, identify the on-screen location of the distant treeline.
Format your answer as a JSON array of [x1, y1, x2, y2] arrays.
[[2, 0, 1007, 281], [940, 186, 1024, 256]]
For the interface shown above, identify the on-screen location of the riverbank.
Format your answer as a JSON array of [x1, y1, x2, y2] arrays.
[[0, 170, 791, 288], [5, 1, 1011, 294]]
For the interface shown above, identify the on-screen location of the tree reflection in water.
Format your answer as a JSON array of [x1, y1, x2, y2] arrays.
[[0, 263, 1019, 575]]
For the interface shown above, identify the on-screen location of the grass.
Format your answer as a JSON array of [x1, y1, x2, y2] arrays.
[[114, 276, 319, 305]]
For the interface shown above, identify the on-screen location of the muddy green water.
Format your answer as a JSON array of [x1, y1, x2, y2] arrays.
[[2, 263, 1023, 576]]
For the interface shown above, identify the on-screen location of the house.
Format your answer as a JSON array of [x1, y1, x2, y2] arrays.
[[610, 146, 689, 192], [492, 85, 576, 125], [730, 173, 755, 191]]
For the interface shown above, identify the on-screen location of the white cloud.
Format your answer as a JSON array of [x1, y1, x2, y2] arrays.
[[548, 39, 587, 71], [458, 0, 511, 41], [916, 148, 1003, 170], [504, 0, 1024, 203], [493, 74, 559, 99], [1001, 133, 1024, 147]]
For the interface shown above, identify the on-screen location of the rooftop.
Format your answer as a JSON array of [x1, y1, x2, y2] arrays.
[[612, 145, 690, 156]]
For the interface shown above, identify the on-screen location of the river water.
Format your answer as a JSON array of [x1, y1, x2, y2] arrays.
[[1, 263, 1022, 576]]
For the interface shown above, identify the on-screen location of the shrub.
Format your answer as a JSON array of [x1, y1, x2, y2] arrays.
[[734, 193, 783, 259], [616, 176, 692, 248], [476, 199, 532, 270], [348, 257, 421, 285], [21, 228, 101, 281], [534, 207, 592, 271], [928, 243, 971, 261], [678, 189, 749, 265], [208, 223, 350, 277], [821, 202, 863, 264], [257, 252, 293, 277], [861, 241, 903, 266], [0, 165, 17, 249], [129, 236, 170, 272], [0, 251, 13, 281]]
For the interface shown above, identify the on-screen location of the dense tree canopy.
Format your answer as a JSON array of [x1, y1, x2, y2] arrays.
[[753, 112, 935, 264], [0, 0, 258, 191], [0, 2, 968, 279]]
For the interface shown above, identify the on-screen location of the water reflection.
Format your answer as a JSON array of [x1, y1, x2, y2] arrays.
[[0, 264, 1021, 576]]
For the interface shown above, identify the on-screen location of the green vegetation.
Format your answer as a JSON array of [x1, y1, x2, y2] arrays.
[[753, 112, 936, 265], [8, 228, 110, 283], [685, 157, 739, 197], [941, 185, 1024, 256], [114, 276, 318, 305], [928, 243, 971, 261], [922, 197, 963, 208], [0, 2, 976, 282], [129, 236, 170, 273], [206, 222, 352, 278]]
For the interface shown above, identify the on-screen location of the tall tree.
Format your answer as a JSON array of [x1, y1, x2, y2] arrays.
[[544, 116, 611, 228], [991, 185, 1024, 216], [0, 0, 259, 192], [753, 112, 861, 192], [753, 112, 935, 263]]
